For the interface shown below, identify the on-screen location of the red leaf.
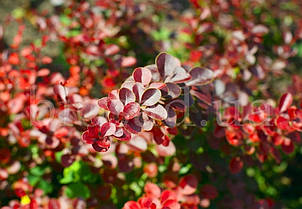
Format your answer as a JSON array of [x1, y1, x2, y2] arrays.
[[160, 190, 177, 203], [132, 83, 145, 103], [169, 99, 186, 112], [141, 88, 161, 106], [252, 25, 269, 35], [164, 108, 177, 127], [144, 104, 168, 120], [179, 175, 198, 195], [8, 95, 25, 114], [138, 197, 153, 208], [272, 135, 284, 146], [123, 201, 140, 209], [81, 103, 99, 119], [149, 82, 166, 89], [92, 142, 109, 152], [61, 154, 75, 167], [124, 116, 144, 133], [92, 116, 107, 126], [121, 57, 137, 67], [37, 68, 50, 77], [162, 199, 180, 209], [279, 93, 293, 113], [54, 84, 68, 103], [156, 52, 181, 79], [190, 50, 203, 62], [165, 66, 191, 83], [164, 83, 181, 99], [281, 138, 294, 154], [82, 131, 93, 144], [48, 199, 60, 209], [41, 56, 52, 64], [108, 99, 124, 115], [225, 129, 243, 146], [144, 182, 161, 199], [104, 44, 120, 56], [229, 157, 243, 174], [276, 115, 290, 130], [114, 128, 131, 141], [128, 135, 148, 151], [96, 138, 111, 149], [156, 142, 176, 157], [186, 67, 213, 86], [133, 67, 152, 86], [119, 88, 136, 105], [58, 108, 77, 124], [98, 97, 109, 110], [200, 184, 218, 200], [123, 102, 141, 120], [142, 113, 154, 131], [100, 122, 116, 137], [8, 53, 20, 65], [108, 90, 119, 99]]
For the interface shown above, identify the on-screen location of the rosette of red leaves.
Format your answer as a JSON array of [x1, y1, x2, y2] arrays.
[[217, 92, 302, 173], [81, 53, 214, 152], [123, 175, 202, 209]]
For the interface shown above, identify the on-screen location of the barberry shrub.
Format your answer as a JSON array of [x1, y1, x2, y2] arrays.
[[1, 0, 302, 208]]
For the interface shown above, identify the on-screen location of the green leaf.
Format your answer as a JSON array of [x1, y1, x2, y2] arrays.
[[12, 8, 25, 19], [179, 164, 192, 175], [129, 182, 142, 197], [55, 151, 63, 163], [178, 33, 192, 43], [28, 175, 40, 186], [30, 166, 46, 176], [60, 161, 99, 184], [60, 15, 71, 26], [151, 28, 170, 41], [38, 179, 53, 194], [53, 45, 70, 71], [30, 145, 39, 159], [67, 30, 81, 38], [21, 118, 32, 130], [273, 162, 287, 173], [293, 43, 302, 57], [60, 170, 74, 184], [65, 183, 90, 199], [60, 161, 81, 184]]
